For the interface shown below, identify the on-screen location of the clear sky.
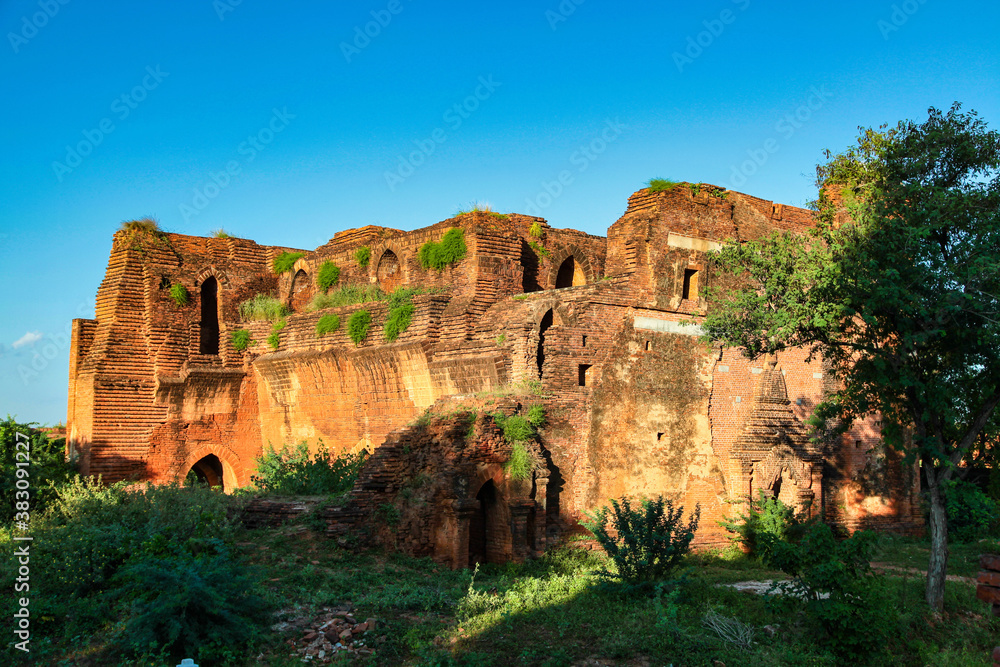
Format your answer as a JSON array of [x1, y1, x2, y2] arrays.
[[1, 0, 997, 425]]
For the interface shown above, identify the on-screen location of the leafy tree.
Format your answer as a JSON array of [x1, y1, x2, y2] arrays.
[[1, 417, 76, 522], [702, 104, 1000, 610]]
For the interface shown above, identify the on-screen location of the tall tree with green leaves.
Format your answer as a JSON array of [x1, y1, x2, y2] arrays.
[[702, 104, 1000, 611]]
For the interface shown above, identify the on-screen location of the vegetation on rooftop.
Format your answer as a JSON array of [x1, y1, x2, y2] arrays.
[[647, 178, 681, 192], [119, 217, 162, 234], [210, 228, 232, 238]]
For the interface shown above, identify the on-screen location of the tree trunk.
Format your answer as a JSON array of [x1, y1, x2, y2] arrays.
[[925, 480, 949, 611]]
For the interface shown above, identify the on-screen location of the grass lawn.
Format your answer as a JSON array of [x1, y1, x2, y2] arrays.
[[233, 526, 1000, 667]]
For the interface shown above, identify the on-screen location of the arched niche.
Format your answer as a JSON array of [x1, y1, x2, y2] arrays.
[[376, 249, 402, 292], [289, 268, 311, 312]]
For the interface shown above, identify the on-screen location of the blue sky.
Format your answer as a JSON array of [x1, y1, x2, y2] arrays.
[[1, 0, 997, 424]]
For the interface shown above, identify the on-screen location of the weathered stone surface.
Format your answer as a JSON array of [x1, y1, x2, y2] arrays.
[[68, 187, 922, 563]]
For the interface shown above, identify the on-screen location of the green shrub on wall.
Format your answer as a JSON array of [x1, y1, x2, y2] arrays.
[[384, 303, 415, 342], [267, 320, 285, 350], [308, 284, 385, 311], [273, 251, 304, 274], [231, 329, 252, 351], [418, 227, 467, 270], [383, 286, 423, 342], [238, 295, 289, 322], [169, 283, 190, 306], [505, 443, 533, 481], [348, 309, 371, 346], [316, 313, 341, 337], [355, 246, 371, 268], [317, 261, 341, 292]]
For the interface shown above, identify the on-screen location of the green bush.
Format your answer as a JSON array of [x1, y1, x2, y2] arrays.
[[504, 443, 533, 481], [719, 490, 801, 560], [316, 313, 341, 337], [583, 495, 700, 585], [384, 303, 415, 342], [941, 478, 999, 541], [169, 283, 190, 306], [0, 479, 257, 662], [1, 417, 76, 523], [528, 221, 543, 238], [230, 329, 252, 351], [266, 320, 285, 350], [419, 227, 467, 270], [238, 294, 289, 321], [251, 441, 367, 496], [384, 286, 423, 342], [210, 228, 231, 238], [355, 246, 371, 268], [765, 522, 893, 664], [309, 284, 385, 311], [526, 404, 546, 428], [109, 542, 269, 662], [528, 240, 551, 258], [317, 261, 341, 292], [647, 178, 680, 192], [348, 309, 372, 345], [273, 251, 305, 274], [500, 414, 535, 443]]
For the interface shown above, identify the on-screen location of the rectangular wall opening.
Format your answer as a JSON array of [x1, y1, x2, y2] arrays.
[[656, 432, 665, 442], [581, 334, 587, 347], [645, 340, 651, 351], [682, 268, 699, 301], [578, 364, 593, 387]]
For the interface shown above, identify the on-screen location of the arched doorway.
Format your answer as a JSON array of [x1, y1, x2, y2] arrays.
[[469, 480, 499, 567], [555, 256, 586, 288], [289, 269, 310, 311], [376, 249, 402, 292], [199, 277, 220, 354], [536, 309, 553, 378], [187, 454, 225, 490]]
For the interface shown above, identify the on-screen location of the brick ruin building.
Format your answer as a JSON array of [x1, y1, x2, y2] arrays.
[[67, 184, 922, 567]]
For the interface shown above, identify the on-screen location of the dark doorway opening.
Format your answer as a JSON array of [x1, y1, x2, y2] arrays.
[[536, 309, 553, 378], [199, 277, 220, 354], [520, 240, 541, 293], [469, 480, 497, 567], [555, 256, 577, 288], [188, 454, 224, 490]]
